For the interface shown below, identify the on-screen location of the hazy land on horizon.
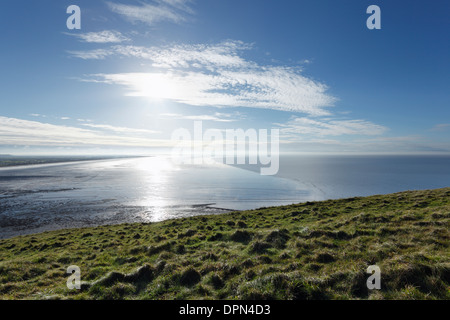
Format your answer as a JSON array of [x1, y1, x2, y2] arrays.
[[0, 155, 145, 168]]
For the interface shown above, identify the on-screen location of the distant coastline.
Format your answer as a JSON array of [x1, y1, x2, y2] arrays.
[[0, 155, 146, 168]]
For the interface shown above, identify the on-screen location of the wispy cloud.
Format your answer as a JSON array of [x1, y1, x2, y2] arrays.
[[68, 49, 113, 60], [0, 117, 167, 147], [65, 30, 130, 43], [82, 123, 160, 134], [75, 41, 336, 116], [277, 117, 388, 137], [112, 41, 250, 68], [430, 123, 450, 132], [107, 0, 194, 26], [159, 112, 238, 122]]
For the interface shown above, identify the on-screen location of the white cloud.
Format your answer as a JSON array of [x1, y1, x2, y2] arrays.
[[159, 113, 237, 122], [68, 49, 113, 60], [86, 70, 334, 115], [278, 117, 388, 137], [75, 41, 336, 116], [66, 30, 130, 43], [82, 123, 160, 134], [0, 117, 168, 147], [113, 41, 250, 68], [66, 40, 391, 147], [107, 0, 194, 26]]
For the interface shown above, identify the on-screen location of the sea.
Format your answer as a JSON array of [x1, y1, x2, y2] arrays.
[[0, 154, 449, 239]]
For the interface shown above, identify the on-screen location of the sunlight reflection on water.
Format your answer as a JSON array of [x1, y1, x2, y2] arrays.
[[2, 155, 448, 239], [0, 156, 313, 235]]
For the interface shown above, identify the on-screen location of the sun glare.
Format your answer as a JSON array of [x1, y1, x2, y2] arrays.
[[129, 73, 177, 101]]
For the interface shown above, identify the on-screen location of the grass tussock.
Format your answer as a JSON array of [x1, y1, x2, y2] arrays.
[[0, 187, 449, 300]]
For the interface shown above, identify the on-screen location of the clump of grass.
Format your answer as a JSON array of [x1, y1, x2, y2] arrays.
[[207, 233, 223, 241], [249, 241, 272, 254], [315, 252, 336, 263], [237, 221, 248, 228], [230, 230, 252, 243], [209, 274, 224, 289], [146, 242, 174, 256], [265, 229, 290, 249], [225, 221, 235, 227], [179, 268, 202, 287]]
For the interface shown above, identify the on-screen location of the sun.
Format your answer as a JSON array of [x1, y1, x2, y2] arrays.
[[126, 73, 178, 101]]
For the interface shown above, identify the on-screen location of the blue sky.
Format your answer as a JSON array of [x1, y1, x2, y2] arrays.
[[0, 0, 449, 155]]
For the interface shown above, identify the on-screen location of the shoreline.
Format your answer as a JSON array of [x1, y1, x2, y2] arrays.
[[1, 154, 450, 240], [0, 186, 448, 241], [0, 186, 448, 240], [0, 203, 235, 240]]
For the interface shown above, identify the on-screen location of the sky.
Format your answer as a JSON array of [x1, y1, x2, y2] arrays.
[[0, 0, 449, 155]]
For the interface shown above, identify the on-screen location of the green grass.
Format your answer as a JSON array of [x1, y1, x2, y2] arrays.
[[0, 188, 449, 300]]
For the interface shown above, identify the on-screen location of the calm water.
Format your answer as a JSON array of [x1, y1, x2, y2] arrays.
[[245, 154, 450, 199], [0, 155, 449, 238]]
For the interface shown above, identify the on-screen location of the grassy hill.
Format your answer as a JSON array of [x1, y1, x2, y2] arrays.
[[0, 188, 449, 300]]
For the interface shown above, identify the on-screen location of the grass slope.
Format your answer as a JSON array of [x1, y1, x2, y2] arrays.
[[0, 188, 449, 300]]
